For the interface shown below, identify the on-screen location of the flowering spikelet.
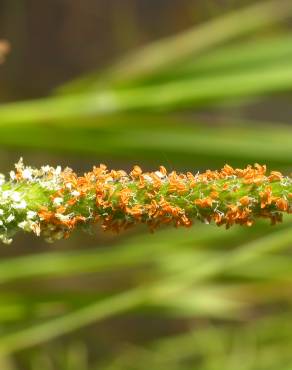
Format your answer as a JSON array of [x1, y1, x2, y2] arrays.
[[0, 159, 292, 244]]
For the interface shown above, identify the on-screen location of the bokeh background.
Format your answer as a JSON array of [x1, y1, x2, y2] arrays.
[[1, 1, 292, 369]]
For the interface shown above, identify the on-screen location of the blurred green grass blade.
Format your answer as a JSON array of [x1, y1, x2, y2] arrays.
[[0, 120, 292, 169], [0, 226, 232, 284], [102, 62, 292, 110], [0, 305, 27, 322], [2, 61, 292, 123], [137, 33, 292, 86], [145, 314, 292, 370], [0, 291, 143, 323], [179, 33, 292, 77], [101, 313, 292, 370], [0, 293, 78, 323], [0, 284, 244, 323], [0, 288, 146, 358], [162, 252, 292, 281], [0, 242, 165, 284], [226, 255, 292, 280], [0, 221, 288, 285], [58, 0, 292, 93], [158, 285, 245, 319], [1, 225, 291, 354], [150, 226, 292, 298]]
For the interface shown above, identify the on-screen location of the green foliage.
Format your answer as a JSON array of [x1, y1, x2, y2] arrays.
[[1, 0, 292, 369]]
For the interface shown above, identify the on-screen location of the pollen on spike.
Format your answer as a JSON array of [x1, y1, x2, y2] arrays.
[[0, 161, 292, 244], [130, 165, 143, 178]]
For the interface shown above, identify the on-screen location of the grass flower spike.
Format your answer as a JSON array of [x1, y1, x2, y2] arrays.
[[0, 159, 292, 244]]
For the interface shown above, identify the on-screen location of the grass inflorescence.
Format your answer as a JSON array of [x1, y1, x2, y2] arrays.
[[0, 159, 292, 244]]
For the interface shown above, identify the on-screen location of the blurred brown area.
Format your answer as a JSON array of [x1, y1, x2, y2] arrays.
[[0, 0, 253, 101], [0, 39, 10, 64]]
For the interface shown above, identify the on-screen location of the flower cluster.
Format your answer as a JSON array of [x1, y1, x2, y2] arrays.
[[0, 159, 292, 244]]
